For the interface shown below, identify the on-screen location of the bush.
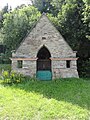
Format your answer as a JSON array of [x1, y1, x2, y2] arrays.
[[1, 71, 24, 84], [10, 71, 24, 83], [1, 70, 10, 83]]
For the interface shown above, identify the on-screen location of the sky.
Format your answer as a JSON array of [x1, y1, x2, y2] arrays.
[[0, 0, 32, 10]]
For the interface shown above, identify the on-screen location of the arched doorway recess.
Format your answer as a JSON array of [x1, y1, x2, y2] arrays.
[[37, 46, 52, 80]]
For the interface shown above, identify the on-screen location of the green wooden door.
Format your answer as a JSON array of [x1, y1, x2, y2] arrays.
[[36, 71, 52, 80]]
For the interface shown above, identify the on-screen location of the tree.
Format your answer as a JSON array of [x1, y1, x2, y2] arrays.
[[31, 0, 54, 13], [0, 4, 9, 29], [2, 6, 41, 56], [56, 0, 85, 50], [82, 0, 90, 40]]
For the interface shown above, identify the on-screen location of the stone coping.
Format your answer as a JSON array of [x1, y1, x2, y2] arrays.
[[50, 58, 78, 61], [10, 58, 38, 61], [10, 57, 78, 61]]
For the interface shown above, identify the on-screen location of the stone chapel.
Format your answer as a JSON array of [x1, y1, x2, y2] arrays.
[[10, 14, 79, 80]]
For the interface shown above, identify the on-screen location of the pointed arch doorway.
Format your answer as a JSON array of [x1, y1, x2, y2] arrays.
[[36, 46, 52, 80]]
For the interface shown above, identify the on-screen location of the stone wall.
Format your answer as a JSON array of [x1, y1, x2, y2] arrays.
[[11, 59, 79, 79], [12, 60, 36, 77], [52, 60, 79, 79]]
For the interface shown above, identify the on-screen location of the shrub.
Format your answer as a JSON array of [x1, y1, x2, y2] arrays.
[[1, 70, 10, 83], [1, 71, 24, 84]]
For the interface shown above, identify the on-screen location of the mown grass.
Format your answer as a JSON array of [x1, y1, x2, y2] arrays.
[[0, 78, 90, 120]]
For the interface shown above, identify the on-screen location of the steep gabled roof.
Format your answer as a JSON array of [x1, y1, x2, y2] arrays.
[[15, 13, 73, 52], [14, 13, 75, 58]]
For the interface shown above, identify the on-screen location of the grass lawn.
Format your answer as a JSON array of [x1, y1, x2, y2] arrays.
[[0, 78, 90, 120]]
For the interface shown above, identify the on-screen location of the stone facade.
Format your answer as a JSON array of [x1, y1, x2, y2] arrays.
[[10, 14, 79, 79]]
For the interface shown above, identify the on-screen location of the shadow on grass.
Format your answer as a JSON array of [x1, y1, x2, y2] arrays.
[[9, 78, 90, 110]]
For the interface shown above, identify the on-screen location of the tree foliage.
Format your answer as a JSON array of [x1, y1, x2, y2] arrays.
[[82, 0, 90, 40], [31, 0, 55, 13], [2, 6, 41, 55], [57, 0, 85, 50], [0, 4, 9, 29]]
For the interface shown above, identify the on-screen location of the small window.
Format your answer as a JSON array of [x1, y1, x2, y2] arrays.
[[66, 60, 71, 68], [17, 60, 23, 68], [42, 37, 46, 39]]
